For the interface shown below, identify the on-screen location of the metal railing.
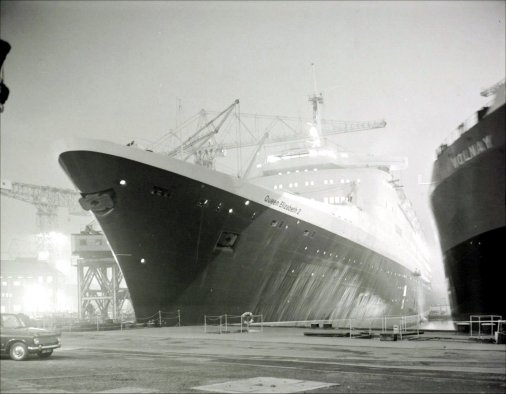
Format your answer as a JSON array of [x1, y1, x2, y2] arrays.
[[204, 313, 264, 334]]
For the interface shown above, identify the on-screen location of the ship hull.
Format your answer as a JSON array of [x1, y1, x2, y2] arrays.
[[430, 103, 505, 321], [59, 146, 426, 325]]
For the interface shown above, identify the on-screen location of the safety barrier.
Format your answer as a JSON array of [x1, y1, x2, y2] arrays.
[[453, 315, 504, 339], [204, 313, 264, 334], [134, 309, 181, 328]]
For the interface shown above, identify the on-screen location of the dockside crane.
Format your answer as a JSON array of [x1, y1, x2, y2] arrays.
[[1, 179, 131, 321], [0, 179, 89, 234], [154, 100, 386, 172], [156, 64, 387, 171]]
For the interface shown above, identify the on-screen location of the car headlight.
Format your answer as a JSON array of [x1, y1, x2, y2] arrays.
[[33, 337, 40, 345]]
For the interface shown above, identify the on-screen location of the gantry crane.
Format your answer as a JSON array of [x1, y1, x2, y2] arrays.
[[149, 100, 386, 171], [0, 179, 89, 233], [145, 65, 387, 171], [0, 180, 131, 321]]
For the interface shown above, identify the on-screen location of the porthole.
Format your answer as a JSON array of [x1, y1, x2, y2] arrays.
[[197, 199, 209, 208]]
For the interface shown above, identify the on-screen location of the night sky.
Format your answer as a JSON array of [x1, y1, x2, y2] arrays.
[[1, 1, 505, 301]]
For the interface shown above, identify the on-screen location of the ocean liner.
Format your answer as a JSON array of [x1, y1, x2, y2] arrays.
[[57, 92, 431, 325], [430, 79, 505, 322]]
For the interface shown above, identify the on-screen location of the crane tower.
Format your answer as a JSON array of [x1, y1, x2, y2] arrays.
[[1, 179, 131, 321], [0, 179, 89, 233]]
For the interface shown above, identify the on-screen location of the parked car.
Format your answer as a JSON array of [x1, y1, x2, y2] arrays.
[[0, 313, 61, 361]]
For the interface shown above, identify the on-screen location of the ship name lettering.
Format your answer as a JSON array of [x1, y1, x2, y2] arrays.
[[264, 195, 301, 215], [264, 195, 280, 206], [449, 135, 493, 169]]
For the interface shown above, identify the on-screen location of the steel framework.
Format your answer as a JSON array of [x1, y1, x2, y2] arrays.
[[72, 232, 131, 321]]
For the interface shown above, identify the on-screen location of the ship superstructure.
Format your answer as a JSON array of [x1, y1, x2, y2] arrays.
[[57, 88, 431, 325], [430, 79, 505, 322]]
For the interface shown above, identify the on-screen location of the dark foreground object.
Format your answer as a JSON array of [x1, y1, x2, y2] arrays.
[[1, 326, 504, 393]]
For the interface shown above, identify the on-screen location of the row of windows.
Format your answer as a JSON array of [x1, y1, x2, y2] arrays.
[[1, 305, 22, 313], [274, 168, 361, 184], [278, 169, 319, 175], [323, 196, 353, 204], [273, 178, 360, 190], [268, 217, 412, 279], [1, 276, 53, 286], [195, 197, 419, 281]]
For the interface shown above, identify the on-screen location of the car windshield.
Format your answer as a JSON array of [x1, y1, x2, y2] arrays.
[[1, 314, 26, 328]]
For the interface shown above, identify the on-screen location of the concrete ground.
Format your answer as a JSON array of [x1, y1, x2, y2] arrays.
[[1, 326, 505, 393]]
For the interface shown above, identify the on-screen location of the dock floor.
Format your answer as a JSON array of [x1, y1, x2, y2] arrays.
[[1, 326, 505, 393]]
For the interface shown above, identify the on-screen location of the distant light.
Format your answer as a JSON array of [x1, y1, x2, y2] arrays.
[[23, 283, 51, 314], [256, 163, 262, 168], [38, 251, 49, 261], [119, 179, 127, 186], [140, 258, 146, 264], [244, 200, 250, 206], [309, 125, 321, 147], [228, 208, 233, 214]]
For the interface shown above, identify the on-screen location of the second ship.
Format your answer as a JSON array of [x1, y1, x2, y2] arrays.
[[430, 79, 505, 322], [57, 90, 432, 325]]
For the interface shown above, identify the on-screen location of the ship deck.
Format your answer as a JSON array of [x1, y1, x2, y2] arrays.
[[1, 325, 504, 393]]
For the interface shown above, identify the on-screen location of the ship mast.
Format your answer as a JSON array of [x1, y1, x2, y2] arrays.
[[308, 63, 324, 147]]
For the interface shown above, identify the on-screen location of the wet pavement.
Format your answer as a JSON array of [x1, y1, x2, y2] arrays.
[[1, 326, 505, 393]]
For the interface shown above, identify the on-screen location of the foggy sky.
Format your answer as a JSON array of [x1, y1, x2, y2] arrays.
[[1, 1, 505, 298]]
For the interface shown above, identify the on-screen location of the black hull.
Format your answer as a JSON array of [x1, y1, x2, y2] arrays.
[[443, 226, 505, 322], [59, 149, 427, 325], [430, 102, 505, 321]]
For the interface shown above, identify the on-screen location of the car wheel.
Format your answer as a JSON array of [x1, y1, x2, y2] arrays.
[[9, 342, 28, 361], [37, 350, 53, 358]]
